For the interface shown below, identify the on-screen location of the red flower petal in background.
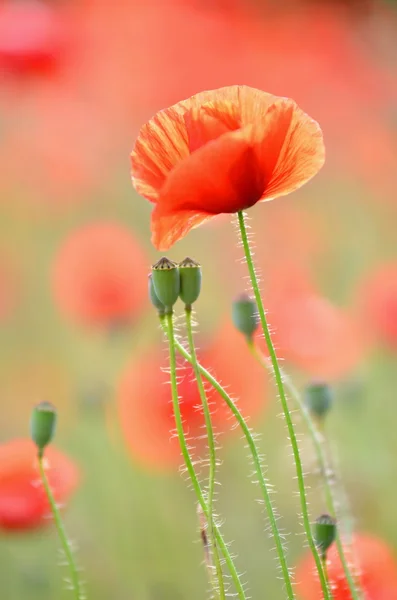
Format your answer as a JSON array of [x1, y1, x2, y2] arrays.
[[118, 322, 267, 471], [131, 85, 325, 250], [357, 263, 397, 350], [52, 222, 148, 329], [0, 439, 79, 531], [256, 265, 365, 380], [0, 0, 69, 76], [296, 533, 397, 600]]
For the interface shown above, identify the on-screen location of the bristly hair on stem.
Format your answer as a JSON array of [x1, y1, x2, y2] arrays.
[[236, 209, 332, 600], [163, 312, 247, 600], [37, 455, 84, 600], [163, 318, 296, 599], [185, 307, 226, 599], [248, 341, 363, 600]]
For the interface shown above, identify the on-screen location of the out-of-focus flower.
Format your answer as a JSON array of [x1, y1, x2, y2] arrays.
[[118, 323, 267, 470], [296, 533, 397, 599], [52, 222, 148, 329], [131, 85, 325, 250], [0, 0, 69, 76], [256, 265, 365, 380], [357, 263, 397, 350], [0, 439, 79, 531]]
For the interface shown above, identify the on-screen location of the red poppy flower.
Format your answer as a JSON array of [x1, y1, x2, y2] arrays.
[[52, 222, 148, 329], [118, 322, 267, 470], [0, 439, 79, 531], [131, 85, 325, 250], [256, 265, 365, 380], [296, 533, 397, 600], [357, 263, 397, 350], [0, 0, 68, 76]]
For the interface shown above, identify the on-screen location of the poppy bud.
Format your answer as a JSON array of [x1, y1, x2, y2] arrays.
[[178, 257, 202, 309], [313, 514, 336, 559], [304, 382, 333, 419], [148, 274, 166, 316], [232, 293, 259, 340], [30, 402, 57, 456], [151, 257, 180, 312]]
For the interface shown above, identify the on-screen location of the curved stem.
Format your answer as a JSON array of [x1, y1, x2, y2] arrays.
[[38, 454, 84, 600], [164, 312, 246, 600], [236, 210, 331, 600], [164, 319, 296, 599], [249, 342, 362, 600], [185, 308, 226, 600]]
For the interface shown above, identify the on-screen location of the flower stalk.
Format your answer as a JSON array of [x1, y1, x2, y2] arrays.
[[163, 312, 246, 600], [236, 209, 331, 600]]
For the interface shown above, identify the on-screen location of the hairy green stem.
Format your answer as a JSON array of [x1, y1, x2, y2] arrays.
[[38, 454, 83, 600], [164, 319, 295, 599], [248, 342, 362, 599], [236, 210, 331, 600], [164, 313, 246, 600], [185, 308, 226, 599]]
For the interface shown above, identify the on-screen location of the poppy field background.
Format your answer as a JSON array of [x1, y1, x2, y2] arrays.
[[1, 1, 397, 598]]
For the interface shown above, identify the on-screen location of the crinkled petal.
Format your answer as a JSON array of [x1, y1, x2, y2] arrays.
[[151, 208, 213, 251]]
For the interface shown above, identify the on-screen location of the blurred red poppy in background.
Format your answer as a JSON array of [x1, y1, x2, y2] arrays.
[[296, 533, 397, 599], [118, 322, 267, 470], [0, 439, 79, 531], [0, 0, 69, 76], [256, 264, 365, 380], [52, 222, 148, 329], [131, 85, 325, 250], [357, 262, 397, 350]]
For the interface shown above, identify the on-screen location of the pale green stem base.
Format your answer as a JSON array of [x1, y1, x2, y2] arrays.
[[38, 453, 84, 600], [185, 308, 226, 600], [164, 313, 246, 600], [236, 210, 331, 600]]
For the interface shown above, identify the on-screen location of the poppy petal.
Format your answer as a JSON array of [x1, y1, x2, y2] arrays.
[[131, 106, 190, 203], [151, 208, 212, 251], [258, 99, 325, 200]]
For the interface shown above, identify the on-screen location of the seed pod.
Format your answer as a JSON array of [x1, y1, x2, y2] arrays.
[[30, 402, 57, 455], [151, 257, 180, 312], [232, 293, 259, 340], [148, 274, 166, 316], [313, 514, 337, 558], [178, 257, 201, 308], [304, 382, 333, 419]]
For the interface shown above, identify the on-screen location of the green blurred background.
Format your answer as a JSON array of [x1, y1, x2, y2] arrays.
[[1, 0, 397, 598]]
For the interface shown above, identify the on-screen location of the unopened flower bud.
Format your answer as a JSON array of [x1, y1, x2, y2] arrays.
[[151, 257, 180, 312], [232, 293, 259, 340], [179, 257, 202, 308], [148, 274, 166, 316], [304, 382, 333, 419], [313, 514, 336, 558], [30, 402, 57, 456]]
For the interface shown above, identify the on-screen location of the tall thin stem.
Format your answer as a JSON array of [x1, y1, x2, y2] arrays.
[[248, 342, 362, 600], [38, 454, 84, 600], [164, 320, 296, 599], [236, 210, 331, 600], [164, 312, 246, 600], [185, 308, 226, 599]]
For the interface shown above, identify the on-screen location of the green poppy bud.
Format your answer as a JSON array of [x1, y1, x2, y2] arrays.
[[304, 382, 333, 419], [151, 257, 180, 312], [30, 402, 57, 456], [179, 257, 202, 308], [148, 274, 166, 316], [232, 293, 259, 340], [313, 514, 336, 559]]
